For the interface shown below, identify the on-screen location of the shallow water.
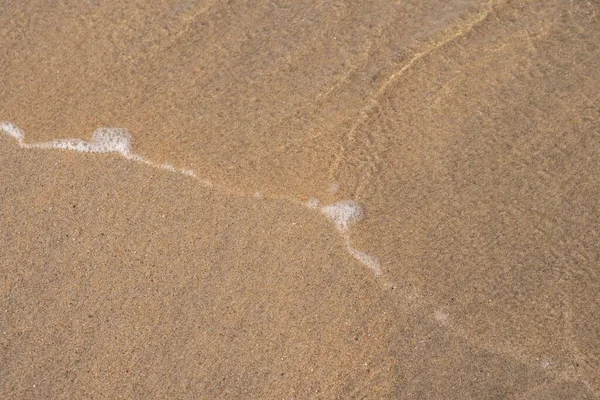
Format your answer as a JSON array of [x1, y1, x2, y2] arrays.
[[1, 0, 599, 398]]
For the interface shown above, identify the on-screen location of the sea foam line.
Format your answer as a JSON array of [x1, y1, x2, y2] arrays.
[[0, 121, 381, 275], [307, 199, 381, 275]]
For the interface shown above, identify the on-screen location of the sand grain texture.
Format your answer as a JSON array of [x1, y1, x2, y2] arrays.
[[1, 0, 599, 398]]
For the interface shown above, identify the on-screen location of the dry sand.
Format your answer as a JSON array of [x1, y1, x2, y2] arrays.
[[1, 0, 599, 398]]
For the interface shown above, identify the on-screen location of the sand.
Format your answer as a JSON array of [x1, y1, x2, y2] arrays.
[[1, 0, 599, 398]]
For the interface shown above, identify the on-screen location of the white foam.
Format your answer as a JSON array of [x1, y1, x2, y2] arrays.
[[306, 198, 321, 209], [320, 200, 364, 233], [348, 247, 381, 275], [0, 122, 24, 140], [91, 128, 132, 155], [29, 127, 133, 156], [181, 168, 196, 177], [310, 199, 381, 275], [161, 163, 177, 172], [1, 122, 384, 277], [328, 182, 339, 194]]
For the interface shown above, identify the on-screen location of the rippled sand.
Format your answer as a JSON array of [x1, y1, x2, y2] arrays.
[[1, 0, 599, 398]]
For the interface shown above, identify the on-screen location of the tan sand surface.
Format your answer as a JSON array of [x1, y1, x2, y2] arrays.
[[1, 0, 599, 398]]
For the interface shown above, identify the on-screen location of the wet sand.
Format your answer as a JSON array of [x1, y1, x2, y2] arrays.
[[1, 0, 599, 398]]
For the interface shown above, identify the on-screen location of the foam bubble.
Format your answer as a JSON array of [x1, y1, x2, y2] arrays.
[[27, 127, 133, 156], [91, 128, 132, 155], [181, 168, 196, 177], [320, 200, 364, 232], [161, 163, 176, 172], [306, 198, 321, 209], [0, 122, 24, 140], [313, 199, 381, 275], [348, 248, 381, 275]]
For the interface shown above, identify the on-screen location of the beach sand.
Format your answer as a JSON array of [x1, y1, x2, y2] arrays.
[[1, 0, 599, 398]]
